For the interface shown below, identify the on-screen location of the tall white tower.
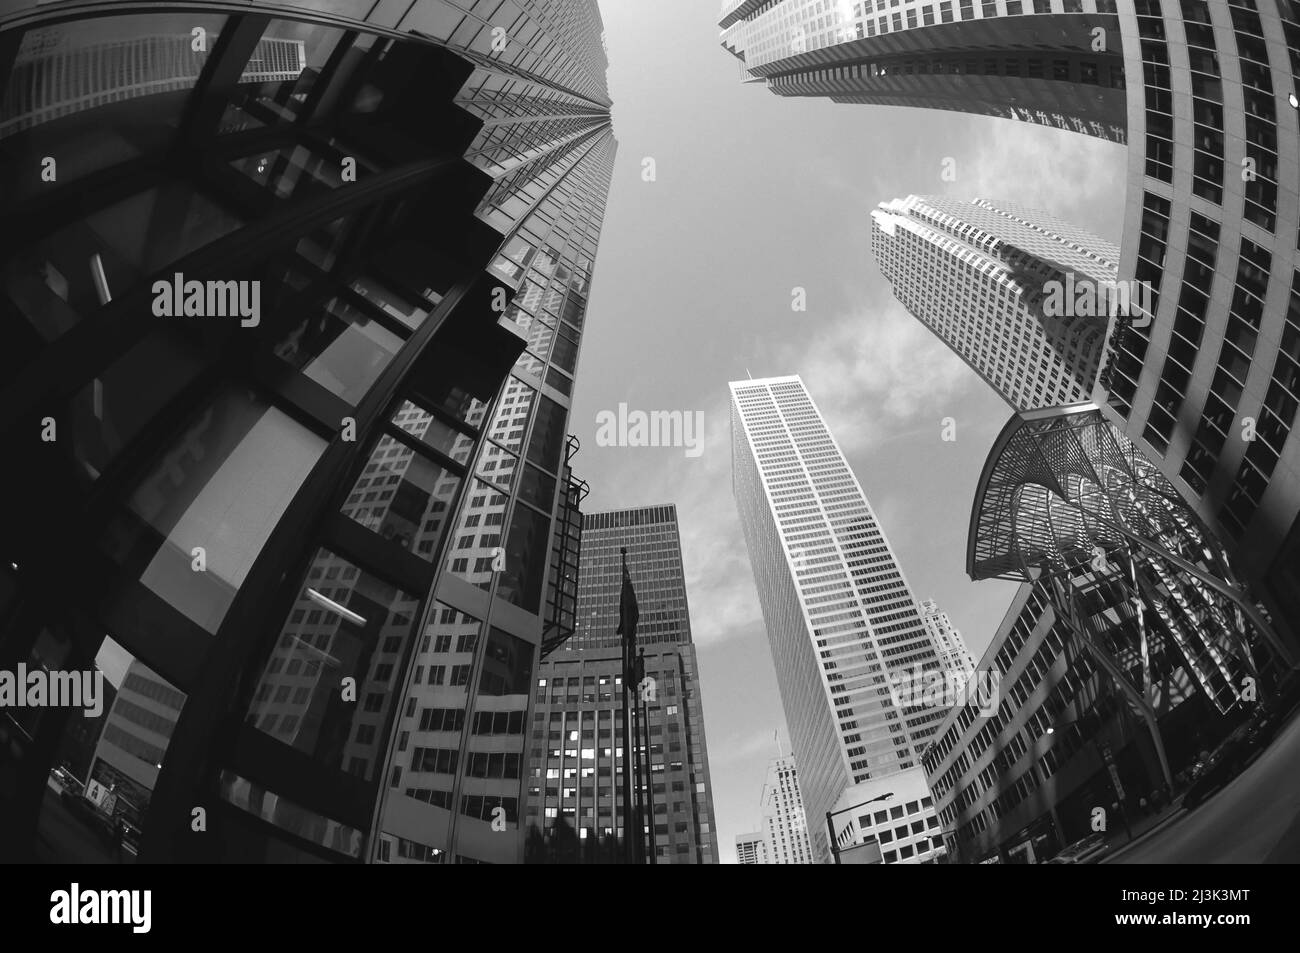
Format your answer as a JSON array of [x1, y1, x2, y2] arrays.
[[759, 755, 813, 864], [918, 599, 977, 677], [730, 374, 946, 862]]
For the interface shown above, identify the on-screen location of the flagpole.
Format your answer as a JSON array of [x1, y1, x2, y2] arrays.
[[622, 630, 635, 863], [631, 663, 646, 864], [618, 547, 638, 864], [640, 647, 658, 865]]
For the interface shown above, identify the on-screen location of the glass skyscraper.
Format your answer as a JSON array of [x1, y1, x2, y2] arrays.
[[526, 505, 720, 863], [1096, 0, 1300, 651], [871, 194, 1123, 410], [0, 0, 615, 865], [730, 374, 948, 861], [719, 0, 1128, 142]]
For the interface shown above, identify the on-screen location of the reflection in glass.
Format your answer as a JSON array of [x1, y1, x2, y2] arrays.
[[221, 22, 348, 128], [219, 770, 364, 858], [231, 144, 342, 199], [4, 184, 243, 341], [545, 366, 573, 397], [522, 314, 556, 361], [70, 330, 204, 483], [444, 480, 509, 592], [245, 550, 419, 781], [461, 628, 534, 829], [391, 400, 474, 465], [35, 635, 188, 863], [296, 216, 351, 272], [498, 502, 551, 613], [387, 602, 479, 811], [488, 377, 535, 453], [475, 442, 517, 491], [350, 276, 431, 331], [0, 15, 229, 202], [275, 296, 401, 404], [103, 385, 325, 633], [517, 464, 556, 511], [514, 350, 547, 380], [341, 435, 461, 558], [525, 393, 567, 473]]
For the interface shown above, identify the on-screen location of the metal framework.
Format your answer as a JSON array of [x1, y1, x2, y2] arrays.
[[968, 404, 1295, 722]]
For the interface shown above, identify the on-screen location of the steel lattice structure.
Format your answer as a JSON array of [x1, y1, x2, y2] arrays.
[[967, 404, 1294, 720]]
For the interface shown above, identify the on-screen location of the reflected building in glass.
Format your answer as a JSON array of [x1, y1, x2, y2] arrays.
[[525, 505, 720, 864], [0, 0, 615, 865], [718, 0, 1128, 143]]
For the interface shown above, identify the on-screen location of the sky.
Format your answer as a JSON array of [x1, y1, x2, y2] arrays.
[[572, 0, 1128, 863]]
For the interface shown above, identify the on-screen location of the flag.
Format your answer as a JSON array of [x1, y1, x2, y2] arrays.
[[615, 547, 639, 647]]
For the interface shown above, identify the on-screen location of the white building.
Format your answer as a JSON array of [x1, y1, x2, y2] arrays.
[[829, 767, 945, 865], [758, 755, 813, 864], [735, 832, 765, 865], [730, 375, 949, 862], [718, 0, 1128, 144], [918, 599, 976, 677], [871, 195, 1123, 411]]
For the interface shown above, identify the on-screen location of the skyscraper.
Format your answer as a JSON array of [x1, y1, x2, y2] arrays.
[[758, 754, 815, 864], [735, 831, 767, 864], [719, 0, 1128, 143], [525, 506, 720, 864], [0, 0, 616, 865], [918, 599, 976, 677], [1096, 0, 1300, 649], [871, 194, 1123, 410], [730, 374, 948, 861]]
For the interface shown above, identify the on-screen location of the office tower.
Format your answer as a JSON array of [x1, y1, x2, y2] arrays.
[[719, 0, 1128, 143], [918, 600, 976, 676], [759, 755, 814, 864], [1096, 0, 1300, 648], [730, 374, 948, 862], [736, 831, 767, 864], [923, 576, 1209, 864], [0, 0, 615, 865], [943, 401, 1288, 862], [525, 506, 720, 864], [871, 195, 1123, 410]]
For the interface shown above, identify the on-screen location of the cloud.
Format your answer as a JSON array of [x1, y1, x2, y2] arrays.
[[577, 392, 766, 648], [953, 119, 1127, 237], [711, 727, 783, 767], [778, 293, 978, 454]]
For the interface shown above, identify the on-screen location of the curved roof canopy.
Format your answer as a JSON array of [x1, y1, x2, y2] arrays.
[[966, 403, 1190, 581]]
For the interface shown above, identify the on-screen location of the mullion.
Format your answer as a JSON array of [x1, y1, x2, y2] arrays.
[[377, 419, 470, 479]]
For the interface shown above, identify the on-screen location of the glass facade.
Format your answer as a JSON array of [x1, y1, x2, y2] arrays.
[[0, 0, 615, 866], [526, 506, 721, 864], [720, 0, 1128, 142], [1095, 0, 1300, 650]]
